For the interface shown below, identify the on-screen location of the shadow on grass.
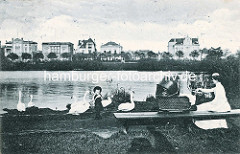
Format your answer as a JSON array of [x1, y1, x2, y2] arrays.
[[127, 126, 176, 154]]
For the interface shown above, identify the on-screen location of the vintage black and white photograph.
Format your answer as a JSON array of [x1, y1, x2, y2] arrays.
[[0, 0, 240, 153]]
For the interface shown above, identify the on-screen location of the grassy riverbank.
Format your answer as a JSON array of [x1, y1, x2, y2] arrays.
[[1, 104, 240, 154]]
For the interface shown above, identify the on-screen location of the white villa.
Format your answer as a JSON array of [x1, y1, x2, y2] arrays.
[[99, 41, 123, 61], [100, 41, 122, 54], [4, 38, 38, 57], [42, 42, 74, 60], [168, 36, 200, 59], [75, 38, 96, 54]]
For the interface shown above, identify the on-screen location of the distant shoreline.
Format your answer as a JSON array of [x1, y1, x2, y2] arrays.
[[1, 58, 236, 72]]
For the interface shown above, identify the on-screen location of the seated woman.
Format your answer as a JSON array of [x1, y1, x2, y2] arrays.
[[194, 73, 231, 129]]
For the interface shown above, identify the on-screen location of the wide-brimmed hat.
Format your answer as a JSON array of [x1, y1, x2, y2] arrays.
[[212, 73, 220, 77]]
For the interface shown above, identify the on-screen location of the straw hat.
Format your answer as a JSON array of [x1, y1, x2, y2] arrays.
[[212, 73, 220, 77]]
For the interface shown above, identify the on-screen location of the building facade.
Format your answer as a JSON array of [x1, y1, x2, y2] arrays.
[[4, 38, 38, 57], [99, 41, 123, 61], [100, 41, 122, 54], [76, 38, 96, 54], [168, 36, 200, 59], [42, 42, 74, 60]]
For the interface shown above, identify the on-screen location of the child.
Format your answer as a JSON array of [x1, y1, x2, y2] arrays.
[[92, 86, 103, 120]]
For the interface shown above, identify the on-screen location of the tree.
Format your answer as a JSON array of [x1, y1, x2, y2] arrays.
[[47, 52, 57, 59], [222, 49, 231, 58], [122, 52, 132, 61], [226, 54, 236, 61], [92, 51, 97, 60], [61, 52, 70, 58], [73, 53, 92, 61], [139, 53, 145, 59], [7, 53, 19, 61], [120, 51, 125, 58], [199, 48, 209, 60], [21, 53, 32, 62], [33, 52, 44, 61], [134, 51, 141, 60], [206, 47, 223, 60], [189, 50, 199, 60], [237, 50, 240, 59], [147, 51, 157, 59], [161, 52, 173, 59], [135, 50, 146, 59], [175, 50, 184, 59], [98, 53, 107, 61]]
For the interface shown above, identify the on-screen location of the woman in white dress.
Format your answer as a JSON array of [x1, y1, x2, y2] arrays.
[[195, 73, 231, 129]]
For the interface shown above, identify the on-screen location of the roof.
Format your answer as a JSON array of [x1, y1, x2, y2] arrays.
[[101, 41, 121, 47], [6, 41, 12, 44], [6, 41, 37, 44], [13, 38, 23, 41], [6, 39, 37, 44], [78, 38, 95, 48], [42, 42, 73, 45], [24, 41, 37, 44], [169, 37, 199, 45]]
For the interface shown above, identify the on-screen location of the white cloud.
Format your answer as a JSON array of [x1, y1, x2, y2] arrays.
[[0, 0, 239, 53]]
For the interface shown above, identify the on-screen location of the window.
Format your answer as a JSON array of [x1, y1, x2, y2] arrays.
[[50, 47, 54, 53], [51, 46, 60, 54], [15, 45, 20, 49], [57, 47, 60, 54]]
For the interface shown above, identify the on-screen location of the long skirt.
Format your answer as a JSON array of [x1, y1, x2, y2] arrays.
[[194, 102, 229, 129]]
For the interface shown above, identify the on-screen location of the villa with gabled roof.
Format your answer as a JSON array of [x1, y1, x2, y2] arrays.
[[76, 38, 96, 54]]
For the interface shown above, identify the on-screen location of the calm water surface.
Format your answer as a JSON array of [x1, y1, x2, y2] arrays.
[[0, 71, 194, 114]]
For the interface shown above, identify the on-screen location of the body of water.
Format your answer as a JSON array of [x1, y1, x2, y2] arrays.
[[0, 71, 201, 114]]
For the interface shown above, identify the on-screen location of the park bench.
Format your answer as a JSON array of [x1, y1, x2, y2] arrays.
[[113, 109, 240, 132]]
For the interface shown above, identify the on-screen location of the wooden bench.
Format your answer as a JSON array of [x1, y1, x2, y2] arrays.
[[114, 109, 240, 120], [113, 109, 240, 132]]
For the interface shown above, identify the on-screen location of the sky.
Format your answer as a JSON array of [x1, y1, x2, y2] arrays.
[[0, 0, 239, 53]]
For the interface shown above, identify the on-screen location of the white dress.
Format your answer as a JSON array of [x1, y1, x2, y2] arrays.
[[195, 82, 231, 129]]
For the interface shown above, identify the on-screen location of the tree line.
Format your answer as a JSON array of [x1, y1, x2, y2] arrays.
[[3, 47, 230, 62]]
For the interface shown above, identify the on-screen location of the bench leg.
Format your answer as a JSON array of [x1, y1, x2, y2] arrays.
[[120, 121, 129, 134]]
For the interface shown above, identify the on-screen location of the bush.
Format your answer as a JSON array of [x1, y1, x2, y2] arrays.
[[7, 53, 19, 61], [33, 52, 44, 61], [72, 61, 104, 70]]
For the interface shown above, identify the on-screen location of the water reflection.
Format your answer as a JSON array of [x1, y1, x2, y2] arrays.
[[0, 71, 208, 114]]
